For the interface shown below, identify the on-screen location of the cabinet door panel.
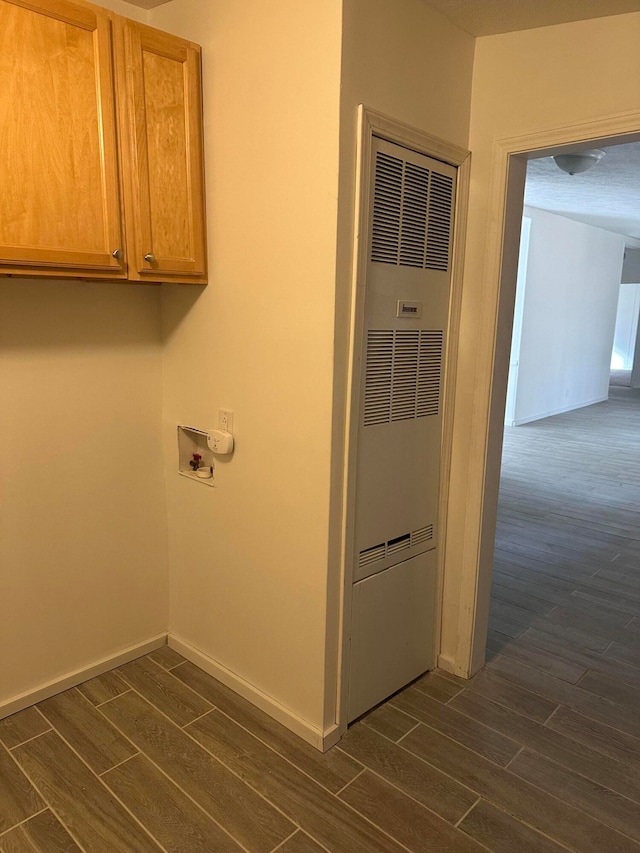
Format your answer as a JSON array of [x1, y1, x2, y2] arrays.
[[0, 0, 124, 274], [120, 21, 206, 281]]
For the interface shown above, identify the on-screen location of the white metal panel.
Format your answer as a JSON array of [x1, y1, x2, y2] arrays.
[[354, 138, 455, 559], [348, 136, 456, 720], [348, 551, 437, 722]]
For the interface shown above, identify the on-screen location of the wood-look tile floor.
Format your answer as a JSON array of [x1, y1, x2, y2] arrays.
[[2, 387, 640, 852]]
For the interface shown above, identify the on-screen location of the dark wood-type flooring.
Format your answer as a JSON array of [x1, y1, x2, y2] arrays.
[[2, 387, 640, 852]]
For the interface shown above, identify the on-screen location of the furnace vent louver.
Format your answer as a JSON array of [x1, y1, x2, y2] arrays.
[[358, 543, 387, 570], [411, 525, 434, 547], [400, 163, 429, 268], [371, 152, 453, 271], [427, 172, 454, 271], [364, 330, 443, 426], [387, 533, 411, 558], [358, 525, 435, 573]]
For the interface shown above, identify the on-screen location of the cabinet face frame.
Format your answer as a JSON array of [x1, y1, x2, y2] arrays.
[[0, 0, 126, 276], [117, 19, 207, 282]]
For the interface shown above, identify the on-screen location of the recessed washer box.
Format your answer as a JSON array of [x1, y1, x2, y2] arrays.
[[177, 425, 215, 486]]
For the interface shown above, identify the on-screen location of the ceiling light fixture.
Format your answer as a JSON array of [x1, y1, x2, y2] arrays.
[[553, 149, 606, 175]]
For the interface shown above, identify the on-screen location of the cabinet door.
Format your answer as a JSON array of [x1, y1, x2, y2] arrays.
[[0, 0, 125, 275], [118, 20, 207, 282]]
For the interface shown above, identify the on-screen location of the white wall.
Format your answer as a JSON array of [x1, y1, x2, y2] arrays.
[[149, 0, 343, 737], [0, 281, 167, 710], [0, 0, 170, 714], [507, 206, 624, 424], [504, 217, 531, 424], [617, 250, 640, 376], [442, 11, 640, 675], [611, 283, 640, 369]]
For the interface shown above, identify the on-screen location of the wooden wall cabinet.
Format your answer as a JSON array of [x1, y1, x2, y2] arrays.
[[0, 0, 207, 284]]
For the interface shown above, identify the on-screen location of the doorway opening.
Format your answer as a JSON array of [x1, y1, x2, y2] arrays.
[[484, 135, 640, 684]]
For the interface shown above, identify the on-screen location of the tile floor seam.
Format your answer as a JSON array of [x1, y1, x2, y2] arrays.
[[453, 795, 481, 828], [6, 728, 53, 751], [180, 707, 218, 729], [22, 718, 169, 853], [116, 659, 216, 721], [488, 661, 640, 738], [342, 721, 480, 817], [503, 744, 525, 771], [92, 689, 264, 853], [463, 681, 555, 727], [542, 704, 562, 726], [485, 656, 598, 703], [185, 701, 364, 798], [394, 693, 522, 760], [202, 701, 462, 852], [505, 747, 640, 848], [386, 718, 422, 744], [148, 649, 186, 671], [104, 685, 308, 844], [185, 712, 417, 853], [96, 752, 140, 777], [459, 799, 578, 853], [332, 766, 366, 797], [396, 714, 640, 849], [510, 742, 640, 810], [73, 683, 125, 711], [507, 631, 640, 680], [444, 688, 518, 741], [0, 806, 49, 839], [1, 739, 89, 853], [443, 689, 465, 705], [268, 828, 301, 852]]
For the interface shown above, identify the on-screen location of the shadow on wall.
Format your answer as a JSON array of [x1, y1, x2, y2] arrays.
[[0, 278, 208, 351], [0, 278, 164, 350]]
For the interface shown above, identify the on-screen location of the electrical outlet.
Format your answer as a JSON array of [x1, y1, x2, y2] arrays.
[[218, 408, 234, 433]]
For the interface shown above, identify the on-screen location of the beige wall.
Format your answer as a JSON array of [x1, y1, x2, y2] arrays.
[[443, 12, 640, 672], [149, 0, 343, 733], [0, 0, 170, 712], [0, 280, 167, 708], [340, 0, 474, 145]]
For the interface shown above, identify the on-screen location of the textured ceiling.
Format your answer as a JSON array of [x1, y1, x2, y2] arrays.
[[525, 142, 640, 248], [127, 0, 640, 26], [425, 0, 640, 36]]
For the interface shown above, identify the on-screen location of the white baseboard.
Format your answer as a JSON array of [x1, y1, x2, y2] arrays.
[[506, 395, 608, 427], [321, 724, 343, 751], [168, 633, 339, 752], [0, 634, 167, 720]]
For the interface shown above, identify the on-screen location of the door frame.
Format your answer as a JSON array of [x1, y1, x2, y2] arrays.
[[335, 106, 471, 738], [455, 111, 640, 680]]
